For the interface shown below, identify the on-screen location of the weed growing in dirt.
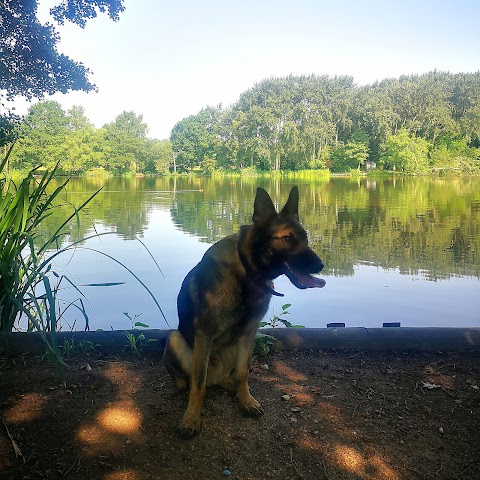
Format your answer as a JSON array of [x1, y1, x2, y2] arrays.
[[253, 303, 304, 357], [122, 315, 157, 355], [59, 338, 100, 357]]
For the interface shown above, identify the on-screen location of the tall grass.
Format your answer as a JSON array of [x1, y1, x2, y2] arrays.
[[0, 146, 102, 363], [1, 145, 167, 367]]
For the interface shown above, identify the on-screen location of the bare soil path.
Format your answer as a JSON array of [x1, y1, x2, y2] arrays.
[[1, 349, 479, 480]]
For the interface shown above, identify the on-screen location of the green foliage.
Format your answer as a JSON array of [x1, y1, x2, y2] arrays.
[[59, 338, 99, 357], [253, 332, 276, 358], [170, 107, 220, 172], [122, 317, 156, 355], [254, 304, 304, 357], [8, 104, 171, 175], [123, 331, 157, 355], [167, 72, 480, 175], [200, 157, 217, 174], [152, 139, 173, 174], [380, 129, 430, 174], [0, 147, 103, 365], [259, 303, 304, 329], [430, 137, 480, 174], [331, 139, 369, 173], [1, 1, 124, 144], [4, 72, 480, 176]]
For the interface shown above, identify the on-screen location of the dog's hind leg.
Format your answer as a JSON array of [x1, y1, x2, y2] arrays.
[[163, 331, 192, 390], [234, 329, 264, 417], [177, 330, 212, 439]]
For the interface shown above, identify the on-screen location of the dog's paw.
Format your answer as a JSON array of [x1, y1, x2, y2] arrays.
[[176, 417, 202, 439], [176, 425, 201, 439], [240, 397, 264, 417]]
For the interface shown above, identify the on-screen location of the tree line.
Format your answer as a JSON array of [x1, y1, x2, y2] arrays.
[[170, 71, 480, 174], [7, 102, 173, 175], [5, 71, 480, 175]]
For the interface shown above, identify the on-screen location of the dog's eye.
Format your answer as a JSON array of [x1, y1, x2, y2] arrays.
[[282, 235, 293, 243]]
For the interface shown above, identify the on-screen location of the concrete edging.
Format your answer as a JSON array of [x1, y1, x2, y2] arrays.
[[1, 327, 480, 355]]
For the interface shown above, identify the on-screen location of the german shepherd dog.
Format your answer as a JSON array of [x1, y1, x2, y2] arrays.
[[163, 186, 325, 438]]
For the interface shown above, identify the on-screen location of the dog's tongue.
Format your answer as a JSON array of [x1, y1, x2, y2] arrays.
[[284, 261, 326, 289], [295, 272, 326, 289]]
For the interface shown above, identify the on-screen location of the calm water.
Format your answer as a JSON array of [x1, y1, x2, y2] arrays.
[[40, 175, 480, 331]]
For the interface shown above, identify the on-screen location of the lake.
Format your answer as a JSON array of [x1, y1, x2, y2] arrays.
[[39, 175, 480, 331]]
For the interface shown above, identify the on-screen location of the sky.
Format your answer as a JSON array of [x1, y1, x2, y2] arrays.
[[16, 0, 480, 139]]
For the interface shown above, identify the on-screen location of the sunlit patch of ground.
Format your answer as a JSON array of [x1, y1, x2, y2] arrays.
[[298, 433, 399, 480], [261, 359, 315, 405], [3, 392, 47, 423], [104, 470, 142, 480], [101, 362, 142, 396], [97, 400, 142, 434], [332, 444, 400, 480], [269, 358, 401, 478], [76, 362, 146, 455]]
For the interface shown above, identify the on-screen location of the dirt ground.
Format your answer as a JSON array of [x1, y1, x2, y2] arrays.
[[1, 348, 480, 480]]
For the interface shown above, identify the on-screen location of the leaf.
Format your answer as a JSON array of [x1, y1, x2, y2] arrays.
[[134, 321, 150, 329]]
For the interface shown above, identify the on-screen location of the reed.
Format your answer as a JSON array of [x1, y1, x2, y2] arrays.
[[1, 146, 167, 365], [0, 146, 102, 364]]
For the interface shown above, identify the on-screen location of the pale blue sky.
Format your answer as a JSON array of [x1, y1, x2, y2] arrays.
[[24, 0, 480, 139]]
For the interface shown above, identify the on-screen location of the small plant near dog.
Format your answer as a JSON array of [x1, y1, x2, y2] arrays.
[[254, 304, 305, 358], [122, 313, 156, 355], [124, 312, 150, 329], [259, 303, 304, 329], [253, 332, 276, 358], [58, 338, 100, 357], [60, 338, 76, 357], [123, 331, 157, 355], [78, 340, 100, 355]]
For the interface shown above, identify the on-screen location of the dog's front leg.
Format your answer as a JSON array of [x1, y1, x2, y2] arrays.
[[235, 328, 264, 416], [177, 330, 212, 439]]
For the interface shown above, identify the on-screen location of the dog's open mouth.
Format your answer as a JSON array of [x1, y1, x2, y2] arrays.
[[284, 261, 326, 289]]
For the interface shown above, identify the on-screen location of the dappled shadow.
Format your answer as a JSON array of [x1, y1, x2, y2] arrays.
[[260, 356, 401, 479], [75, 362, 146, 456], [1, 349, 479, 479], [0, 357, 152, 480]]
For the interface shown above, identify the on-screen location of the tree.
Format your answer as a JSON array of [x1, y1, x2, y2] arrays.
[[331, 131, 370, 172], [170, 107, 220, 171], [151, 140, 173, 174], [9, 101, 70, 170], [0, 0, 125, 145], [381, 129, 430, 174], [67, 105, 93, 131], [102, 111, 149, 174]]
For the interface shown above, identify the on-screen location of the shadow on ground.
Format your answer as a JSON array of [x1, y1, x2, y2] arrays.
[[1, 349, 479, 479]]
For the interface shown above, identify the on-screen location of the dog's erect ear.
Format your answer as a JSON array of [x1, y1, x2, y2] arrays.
[[280, 186, 299, 219], [253, 187, 277, 224]]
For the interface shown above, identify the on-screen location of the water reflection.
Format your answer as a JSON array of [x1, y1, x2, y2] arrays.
[[43, 175, 480, 330]]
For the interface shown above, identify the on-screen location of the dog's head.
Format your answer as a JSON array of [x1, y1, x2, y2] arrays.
[[251, 186, 326, 289]]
